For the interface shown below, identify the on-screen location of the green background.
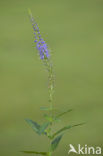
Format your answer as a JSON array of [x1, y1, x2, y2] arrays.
[[0, 0, 103, 155]]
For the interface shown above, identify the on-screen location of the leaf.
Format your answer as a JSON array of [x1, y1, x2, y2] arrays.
[[25, 119, 40, 134], [21, 151, 47, 155], [72, 122, 86, 128], [44, 114, 61, 123], [51, 125, 72, 139], [40, 107, 52, 111], [25, 119, 49, 135], [44, 114, 54, 122], [56, 109, 73, 118], [40, 107, 57, 112], [50, 134, 63, 151], [39, 122, 49, 135], [51, 122, 85, 139]]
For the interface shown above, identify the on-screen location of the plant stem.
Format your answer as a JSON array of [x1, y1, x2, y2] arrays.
[[44, 59, 54, 156], [43, 58, 54, 118]]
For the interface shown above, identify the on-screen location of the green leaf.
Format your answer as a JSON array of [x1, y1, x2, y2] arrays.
[[72, 122, 86, 128], [21, 151, 47, 155], [39, 122, 49, 134], [25, 119, 40, 134], [51, 122, 85, 139], [44, 114, 54, 122], [25, 119, 49, 135], [50, 134, 63, 151], [40, 107, 52, 111], [51, 125, 72, 139], [56, 109, 73, 118], [44, 114, 61, 123]]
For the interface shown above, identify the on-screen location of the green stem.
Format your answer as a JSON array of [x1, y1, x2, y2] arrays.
[[47, 60, 54, 156], [43, 57, 54, 156], [43, 58, 54, 119]]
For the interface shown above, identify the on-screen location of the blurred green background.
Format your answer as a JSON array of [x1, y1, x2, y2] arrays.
[[0, 0, 103, 155]]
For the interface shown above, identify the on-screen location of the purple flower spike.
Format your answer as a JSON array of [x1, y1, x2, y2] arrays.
[[30, 16, 50, 60], [36, 40, 50, 60]]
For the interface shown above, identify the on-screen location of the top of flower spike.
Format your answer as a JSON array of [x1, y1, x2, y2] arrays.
[[28, 9, 50, 60]]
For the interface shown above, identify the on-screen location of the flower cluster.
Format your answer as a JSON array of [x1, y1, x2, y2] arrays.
[[30, 16, 50, 60]]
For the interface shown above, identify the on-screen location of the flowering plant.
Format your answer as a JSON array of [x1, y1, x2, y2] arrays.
[[22, 10, 84, 156]]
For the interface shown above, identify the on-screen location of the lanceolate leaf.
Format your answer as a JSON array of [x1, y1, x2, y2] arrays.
[[51, 125, 72, 139], [25, 119, 40, 134], [56, 109, 73, 118], [40, 107, 52, 111], [39, 122, 49, 134], [25, 119, 49, 135], [22, 151, 47, 155], [72, 122, 86, 128], [51, 122, 85, 139], [50, 134, 63, 152]]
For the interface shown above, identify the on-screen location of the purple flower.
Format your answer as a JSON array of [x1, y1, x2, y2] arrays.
[[36, 40, 50, 60], [30, 16, 50, 60]]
